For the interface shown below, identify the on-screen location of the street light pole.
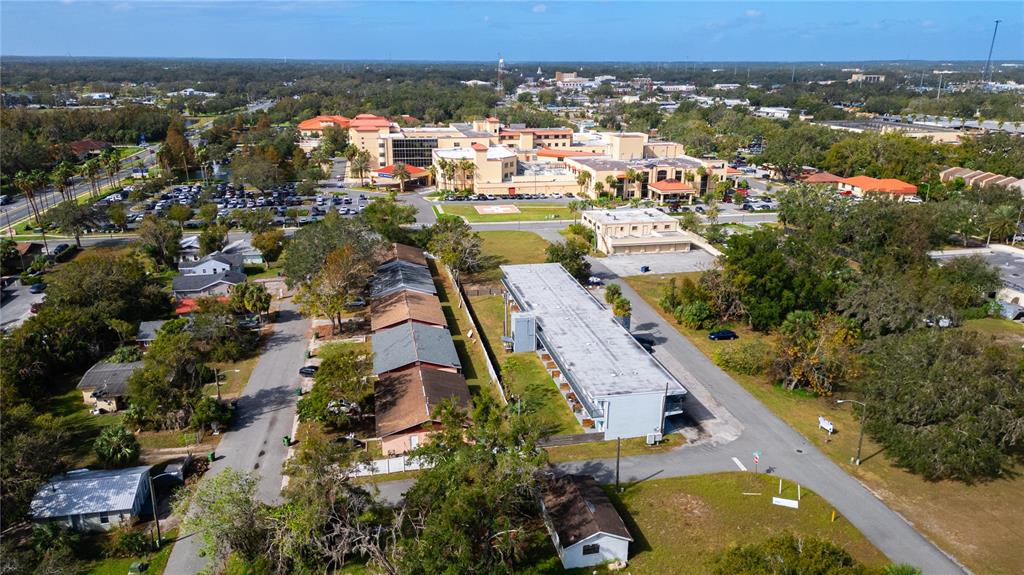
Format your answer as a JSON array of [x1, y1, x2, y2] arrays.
[[147, 471, 176, 549], [836, 399, 867, 465]]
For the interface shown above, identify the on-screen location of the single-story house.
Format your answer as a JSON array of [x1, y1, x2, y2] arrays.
[[800, 171, 844, 185], [30, 466, 152, 532], [172, 270, 246, 297], [838, 176, 917, 199], [372, 321, 461, 375], [136, 320, 167, 347], [542, 474, 633, 569], [66, 139, 112, 159], [371, 261, 436, 299], [178, 252, 245, 276], [77, 360, 143, 412], [383, 242, 429, 268], [374, 366, 472, 455], [370, 289, 446, 332], [179, 236, 201, 262]]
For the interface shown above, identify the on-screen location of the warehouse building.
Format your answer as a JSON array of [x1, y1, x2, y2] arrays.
[[501, 263, 689, 440]]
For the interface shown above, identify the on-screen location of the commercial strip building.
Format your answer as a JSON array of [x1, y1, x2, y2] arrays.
[[501, 263, 689, 439], [580, 208, 698, 255], [368, 243, 471, 455]]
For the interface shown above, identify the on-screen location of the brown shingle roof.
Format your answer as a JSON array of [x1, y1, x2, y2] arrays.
[[387, 243, 428, 267], [370, 289, 446, 332], [543, 474, 632, 547], [374, 367, 471, 438]]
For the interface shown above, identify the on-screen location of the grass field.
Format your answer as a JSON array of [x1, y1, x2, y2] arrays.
[[441, 203, 571, 223], [38, 379, 126, 467], [602, 473, 887, 574], [469, 295, 581, 436], [625, 273, 1024, 575], [469, 230, 551, 285], [85, 529, 177, 575], [545, 434, 682, 462], [430, 261, 502, 401]]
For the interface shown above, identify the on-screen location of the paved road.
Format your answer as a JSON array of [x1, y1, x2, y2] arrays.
[[0, 282, 44, 332], [366, 255, 965, 574], [164, 300, 309, 574], [2, 146, 160, 232]]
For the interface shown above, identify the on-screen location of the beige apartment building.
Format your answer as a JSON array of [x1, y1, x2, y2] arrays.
[[580, 209, 697, 255]]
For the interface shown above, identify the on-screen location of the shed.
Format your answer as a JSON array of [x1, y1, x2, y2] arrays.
[[30, 466, 152, 532], [542, 474, 632, 569]]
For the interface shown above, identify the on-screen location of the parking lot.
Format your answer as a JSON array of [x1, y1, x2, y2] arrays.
[[1, 282, 45, 332], [591, 249, 718, 278]]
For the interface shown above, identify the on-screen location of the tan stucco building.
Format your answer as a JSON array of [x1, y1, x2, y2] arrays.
[[580, 209, 698, 255]]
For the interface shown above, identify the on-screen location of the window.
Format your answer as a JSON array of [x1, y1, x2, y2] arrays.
[[582, 543, 601, 555], [99, 512, 110, 524], [631, 225, 638, 231]]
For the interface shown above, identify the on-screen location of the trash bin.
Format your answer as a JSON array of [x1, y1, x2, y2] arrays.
[[295, 387, 303, 397], [207, 451, 215, 462]]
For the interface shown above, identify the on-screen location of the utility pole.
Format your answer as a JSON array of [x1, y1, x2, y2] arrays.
[[615, 437, 621, 492], [983, 20, 1002, 83]]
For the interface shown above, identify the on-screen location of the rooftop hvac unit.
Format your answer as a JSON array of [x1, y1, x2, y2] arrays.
[[510, 312, 537, 352]]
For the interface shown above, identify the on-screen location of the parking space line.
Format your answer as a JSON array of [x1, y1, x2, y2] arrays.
[[731, 457, 748, 472]]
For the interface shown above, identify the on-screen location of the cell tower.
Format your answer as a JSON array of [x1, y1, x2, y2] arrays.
[[497, 56, 507, 95]]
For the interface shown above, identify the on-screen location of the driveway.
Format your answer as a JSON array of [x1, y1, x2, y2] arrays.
[[164, 300, 310, 574], [0, 282, 44, 332]]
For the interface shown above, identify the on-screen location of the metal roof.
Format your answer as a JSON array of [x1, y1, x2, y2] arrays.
[[501, 263, 688, 402], [372, 322, 461, 375], [171, 270, 246, 294], [76, 360, 143, 397], [31, 466, 151, 519], [370, 261, 436, 299], [137, 320, 167, 342]]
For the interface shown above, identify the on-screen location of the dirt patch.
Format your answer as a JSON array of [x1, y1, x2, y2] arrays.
[[669, 493, 711, 520]]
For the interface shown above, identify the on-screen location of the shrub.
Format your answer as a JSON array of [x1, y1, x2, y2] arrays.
[[107, 345, 143, 363], [604, 283, 622, 305], [676, 300, 716, 330], [713, 339, 772, 375], [105, 526, 151, 557], [94, 425, 140, 468], [566, 223, 595, 244]]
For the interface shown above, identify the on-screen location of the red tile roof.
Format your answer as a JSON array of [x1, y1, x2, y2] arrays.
[[297, 115, 351, 131], [649, 179, 694, 192], [349, 114, 391, 130], [174, 296, 229, 315], [841, 175, 917, 194], [801, 171, 844, 184], [67, 139, 111, 155], [471, 143, 488, 152], [376, 164, 427, 177]]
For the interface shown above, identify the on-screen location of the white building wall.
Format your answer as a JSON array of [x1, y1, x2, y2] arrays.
[[181, 260, 230, 276], [560, 533, 630, 569], [601, 392, 665, 440]]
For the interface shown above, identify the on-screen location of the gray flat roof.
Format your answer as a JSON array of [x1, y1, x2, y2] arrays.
[[582, 208, 676, 225], [932, 249, 1024, 293], [501, 263, 687, 400], [571, 155, 702, 172]]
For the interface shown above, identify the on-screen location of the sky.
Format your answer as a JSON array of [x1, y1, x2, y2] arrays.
[[1, 1, 1022, 62]]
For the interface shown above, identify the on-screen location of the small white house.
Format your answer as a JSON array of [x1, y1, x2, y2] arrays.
[[178, 252, 244, 276], [30, 466, 152, 532], [542, 474, 632, 569]]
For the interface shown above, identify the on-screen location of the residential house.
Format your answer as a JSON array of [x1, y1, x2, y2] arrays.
[[940, 167, 1024, 193], [178, 252, 244, 276], [374, 367, 472, 455], [370, 289, 446, 332], [542, 474, 633, 569], [76, 360, 142, 412], [171, 270, 246, 297], [66, 139, 112, 159], [371, 261, 436, 299], [179, 235, 201, 262], [136, 320, 167, 347], [371, 321, 461, 375], [30, 466, 152, 532], [3, 242, 45, 271], [383, 242, 429, 268], [222, 239, 265, 267], [799, 171, 844, 186]]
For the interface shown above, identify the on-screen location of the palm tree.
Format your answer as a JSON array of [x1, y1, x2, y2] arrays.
[[50, 162, 75, 202], [350, 151, 370, 186], [624, 168, 639, 200], [458, 159, 475, 192], [81, 159, 101, 198], [101, 149, 121, 188], [604, 174, 618, 198], [985, 205, 1019, 246], [593, 181, 604, 198], [196, 146, 209, 184], [575, 170, 592, 198], [635, 171, 648, 199], [392, 162, 411, 193], [567, 200, 582, 223], [443, 160, 457, 192], [426, 164, 438, 188], [13, 171, 42, 223]]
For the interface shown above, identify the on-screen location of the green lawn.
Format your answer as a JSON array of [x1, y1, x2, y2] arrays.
[[468, 295, 581, 436], [85, 529, 177, 575], [37, 379, 126, 467], [545, 435, 682, 463], [244, 262, 283, 280], [442, 203, 571, 223], [625, 273, 1024, 575], [600, 473, 887, 574], [468, 230, 550, 285], [430, 261, 502, 401], [114, 146, 144, 159]]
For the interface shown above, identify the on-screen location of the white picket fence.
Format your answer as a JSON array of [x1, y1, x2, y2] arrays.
[[352, 455, 434, 477]]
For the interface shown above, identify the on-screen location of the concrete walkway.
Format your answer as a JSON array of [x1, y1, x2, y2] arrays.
[[164, 300, 310, 574]]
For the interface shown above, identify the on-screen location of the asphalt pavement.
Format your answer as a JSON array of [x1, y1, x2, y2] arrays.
[[164, 299, 309, 574], [0, 282, 45, 332]]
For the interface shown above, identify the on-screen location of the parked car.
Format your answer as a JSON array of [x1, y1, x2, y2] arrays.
[[52, 243, 70, 256], [299, 365, 319, 377], [694, 206, 706, 214], [708, 329, 738, 341], [29, 282, 47, 294]]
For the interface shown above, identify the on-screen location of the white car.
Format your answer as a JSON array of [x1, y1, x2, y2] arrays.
[[904, 196, 924, 204]]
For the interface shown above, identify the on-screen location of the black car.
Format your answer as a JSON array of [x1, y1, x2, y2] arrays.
[[299, 365, 319, 377], [29, 282, 47, 294], [708, 329, 739, 341], [694, 206, 706, 214]]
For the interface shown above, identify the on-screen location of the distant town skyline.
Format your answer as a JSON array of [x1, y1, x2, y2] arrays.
[[2, 1, 1022, 63]]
